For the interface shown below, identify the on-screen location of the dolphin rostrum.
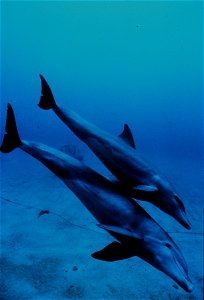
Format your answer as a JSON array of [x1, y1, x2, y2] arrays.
[[0, 104, 193, 292], [38, 75, 191, 230]]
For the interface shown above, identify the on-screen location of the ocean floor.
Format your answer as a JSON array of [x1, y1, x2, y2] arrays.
[[0, 149, 203, 300]]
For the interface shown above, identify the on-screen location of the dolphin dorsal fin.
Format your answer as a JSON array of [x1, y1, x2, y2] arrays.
[[118, 124, 136, 149], [97, 224, 144, 240]]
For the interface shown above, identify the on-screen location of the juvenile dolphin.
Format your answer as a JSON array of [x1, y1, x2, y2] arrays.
[[38, 75, 191, 230], [0, 104, 193, 292]]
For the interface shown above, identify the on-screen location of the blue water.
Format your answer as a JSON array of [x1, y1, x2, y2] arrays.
[[1, 2, 203, 299]]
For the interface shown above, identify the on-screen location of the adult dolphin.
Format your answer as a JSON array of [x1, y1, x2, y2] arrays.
[[38, 75, 191, 230], [0, 104, 193, 293]]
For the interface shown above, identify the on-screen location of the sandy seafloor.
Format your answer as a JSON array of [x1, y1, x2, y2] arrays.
[[0, 148, 203, 300]]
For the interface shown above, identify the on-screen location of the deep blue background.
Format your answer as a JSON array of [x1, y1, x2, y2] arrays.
[[1, 1, 203, 162]]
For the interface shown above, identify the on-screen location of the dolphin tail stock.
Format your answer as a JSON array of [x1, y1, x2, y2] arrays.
[[38, 74, 56, 110], [0, 103, 22, 153]]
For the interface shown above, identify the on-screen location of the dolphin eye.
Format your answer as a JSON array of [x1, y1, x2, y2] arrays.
[[165, 243, 171, 249]]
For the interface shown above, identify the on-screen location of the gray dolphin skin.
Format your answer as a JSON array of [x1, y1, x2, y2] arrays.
[[38, 75, 191, 230], [0, 104, 193, 293]]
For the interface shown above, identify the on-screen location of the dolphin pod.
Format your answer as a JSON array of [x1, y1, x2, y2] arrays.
[[0, 104, 193, 292], [38, 75, 191, 230]]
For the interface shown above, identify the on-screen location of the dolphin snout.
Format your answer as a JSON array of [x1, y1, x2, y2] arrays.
[[173, 259, 193, 292], [175, 207, 191, 230], [179, 216, 191, 230], [186, 282, 193, 293], [180, 278, 193, 293]]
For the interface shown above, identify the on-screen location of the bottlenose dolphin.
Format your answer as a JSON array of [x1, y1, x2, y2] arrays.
[[0, 104, 193, 292], [38, 75, 191, 230]]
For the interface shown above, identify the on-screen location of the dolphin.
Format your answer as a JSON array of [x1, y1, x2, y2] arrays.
[[0, 104, 193, 292], [37, 75, 191, 230]]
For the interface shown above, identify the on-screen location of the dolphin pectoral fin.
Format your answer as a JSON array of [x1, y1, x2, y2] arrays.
[[118, 124, 136, 149], [91, 242, 135, 261], [131, 185, 159, 200], [136, 185, 158, 192], [97, 224, 144, 240]]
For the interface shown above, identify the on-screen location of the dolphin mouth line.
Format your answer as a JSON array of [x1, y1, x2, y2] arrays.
[[173, 255, 190, 288], [174, 257, 193, 293]]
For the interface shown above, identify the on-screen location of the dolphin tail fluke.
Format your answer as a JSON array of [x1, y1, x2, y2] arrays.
[[38, 74, 56, 110], [0, 103, 22, 153]]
